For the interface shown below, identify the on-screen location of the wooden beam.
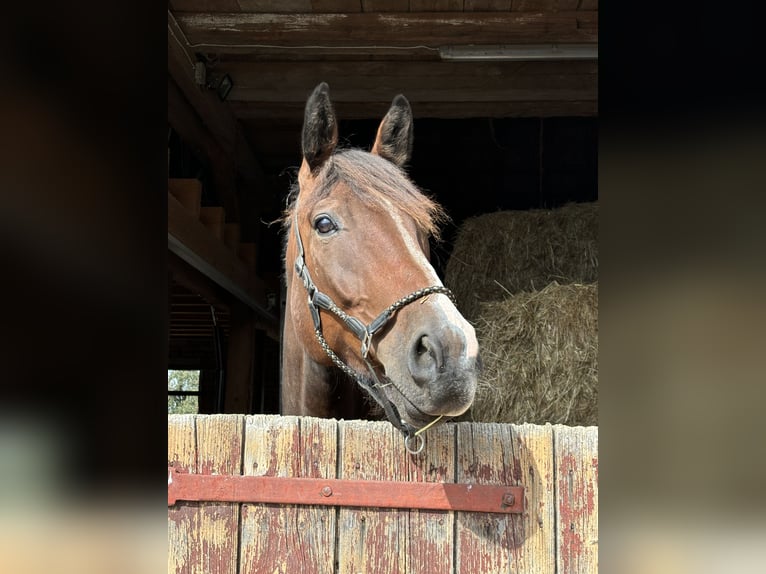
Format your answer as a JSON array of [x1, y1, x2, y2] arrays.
[[173, 11, 597, 51], [231, 100, 597, 120], [224, 302, 256, 413], [168, 190, 278, 330], [219, 60, 597, 104]]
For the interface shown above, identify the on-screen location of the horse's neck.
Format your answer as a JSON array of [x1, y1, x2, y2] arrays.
[[281, 307, 371, 420]]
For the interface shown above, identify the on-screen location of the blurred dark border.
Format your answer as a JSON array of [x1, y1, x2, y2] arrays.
[[600, 0, 766, 567], [0, 1, 166, 496]]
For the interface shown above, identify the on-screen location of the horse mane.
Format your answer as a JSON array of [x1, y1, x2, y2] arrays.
[[282, 149, 448, 241]]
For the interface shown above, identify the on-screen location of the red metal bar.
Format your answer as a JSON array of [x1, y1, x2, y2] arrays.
[[168, 468, 523, 514]]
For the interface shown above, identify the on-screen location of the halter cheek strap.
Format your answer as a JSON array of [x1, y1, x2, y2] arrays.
[[292, 212, 455, 453]]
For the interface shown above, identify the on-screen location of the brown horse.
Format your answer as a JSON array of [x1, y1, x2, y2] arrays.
[[281, 83, 479, 451]]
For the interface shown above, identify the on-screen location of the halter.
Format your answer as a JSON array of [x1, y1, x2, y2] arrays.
[[292, 211, 455, 454]]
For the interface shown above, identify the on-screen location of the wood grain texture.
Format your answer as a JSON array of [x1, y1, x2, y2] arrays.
[[239, 415, 337, 574], [174, 11, 598, 49], [513, 423, 556, 573], [167, 416, 598, 573], [455, 422, 519, 573], [232, 100, 598, 120], [337, 421, 457, 573], [465, 0, 512, 10], [222, 60, 597, 104], [410, 0, 465, 11], [167, 415, 244, 574], [554, 425, 598, 574], [195, 415, 243, 574], [453, 423, 556, 573], [168, 415, 197, 574]]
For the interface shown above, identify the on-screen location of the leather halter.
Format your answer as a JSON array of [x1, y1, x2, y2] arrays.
[[291, 210, 455, 450]]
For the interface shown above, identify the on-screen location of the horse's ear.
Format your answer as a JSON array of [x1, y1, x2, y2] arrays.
[[302, 82, 338, 173], [372, 94, 414, 167]]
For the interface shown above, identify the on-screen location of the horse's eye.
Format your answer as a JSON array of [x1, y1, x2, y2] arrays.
[[313, 215, 337, 235]]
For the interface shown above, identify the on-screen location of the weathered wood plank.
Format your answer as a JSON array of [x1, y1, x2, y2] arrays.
[[362, 0, 410, 11], [236, 0, 313, 11], [410, 0, 465, 11], [309, 0, 363, 12], [238, 415, 337, 573], [465, 0, 512, 10], [168, 415, 197, 574], [405, 423, 457, 574], [513, 424, 556, 573], [174, 11, 598, 49], [513, 0, 579, 10], [554, 425, 598, 574], [231, 99, 598, 120], [168, 415, 197, 473], [196, 415, 243, 574], [337, 421, 456, 573], [337, 420, 410, 574], [167, 415, 244, 574], [170, 0, 241, 11], [221, 60, 597, 105], [455, 422, 555, 573]]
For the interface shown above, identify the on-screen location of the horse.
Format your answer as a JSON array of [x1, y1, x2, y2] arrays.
[[281, 82, 479, 452]]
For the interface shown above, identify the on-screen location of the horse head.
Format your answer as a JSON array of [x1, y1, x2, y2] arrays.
[[283, 82, 479, 436]]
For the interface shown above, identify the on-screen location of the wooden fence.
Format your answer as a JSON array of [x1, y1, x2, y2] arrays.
[[168, 414, 597, 573]]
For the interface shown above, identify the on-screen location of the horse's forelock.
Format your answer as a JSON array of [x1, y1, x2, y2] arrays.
[[305, 150, 446, 239]]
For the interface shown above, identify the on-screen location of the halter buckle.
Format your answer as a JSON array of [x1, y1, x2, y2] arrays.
[[360, 330, 373, 359]]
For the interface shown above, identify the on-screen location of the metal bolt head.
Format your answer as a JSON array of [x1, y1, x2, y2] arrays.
[[321, 486, 333, 497], [502, 493, 515, 506]]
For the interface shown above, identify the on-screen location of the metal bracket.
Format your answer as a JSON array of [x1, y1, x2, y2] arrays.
[[168, 467, 524, 514]]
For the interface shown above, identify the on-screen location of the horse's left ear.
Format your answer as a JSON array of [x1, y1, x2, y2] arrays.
[[372, 94, 414, 167], [302, 82, 338, 173]]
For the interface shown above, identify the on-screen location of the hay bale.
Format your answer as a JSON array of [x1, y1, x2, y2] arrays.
[[467, 281, 598, 426], [445, 202, 598, 322]]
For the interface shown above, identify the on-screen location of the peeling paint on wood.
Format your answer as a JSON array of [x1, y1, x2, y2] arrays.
[[238, 415, 336, 573], [334, 420, 460, 572], [167, 414, 242, 574], [554, 425, 598, 574], [168, 415, 597, 573]]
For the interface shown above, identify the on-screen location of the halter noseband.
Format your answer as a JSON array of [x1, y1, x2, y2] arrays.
[[292, 211, 455, 453]]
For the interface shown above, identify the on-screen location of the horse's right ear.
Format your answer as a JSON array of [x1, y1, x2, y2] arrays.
[[302, 82, 338, 173], [371, 94, 414, 167]]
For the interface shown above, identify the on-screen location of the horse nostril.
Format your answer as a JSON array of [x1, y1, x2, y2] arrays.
[[408, 334, 443, 385]]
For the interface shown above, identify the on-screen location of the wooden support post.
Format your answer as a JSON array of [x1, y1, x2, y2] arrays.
[[224, 302, 256, 413]]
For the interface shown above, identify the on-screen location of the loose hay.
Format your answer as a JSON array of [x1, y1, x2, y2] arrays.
[[467, 281, 598, 426], [445, 202, 598, 322]]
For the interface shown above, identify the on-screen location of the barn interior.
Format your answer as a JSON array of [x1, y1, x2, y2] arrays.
[[166, 1, 598, 416]]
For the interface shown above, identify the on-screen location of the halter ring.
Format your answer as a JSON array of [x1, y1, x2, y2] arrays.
[[404, 433, 425, 455]]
